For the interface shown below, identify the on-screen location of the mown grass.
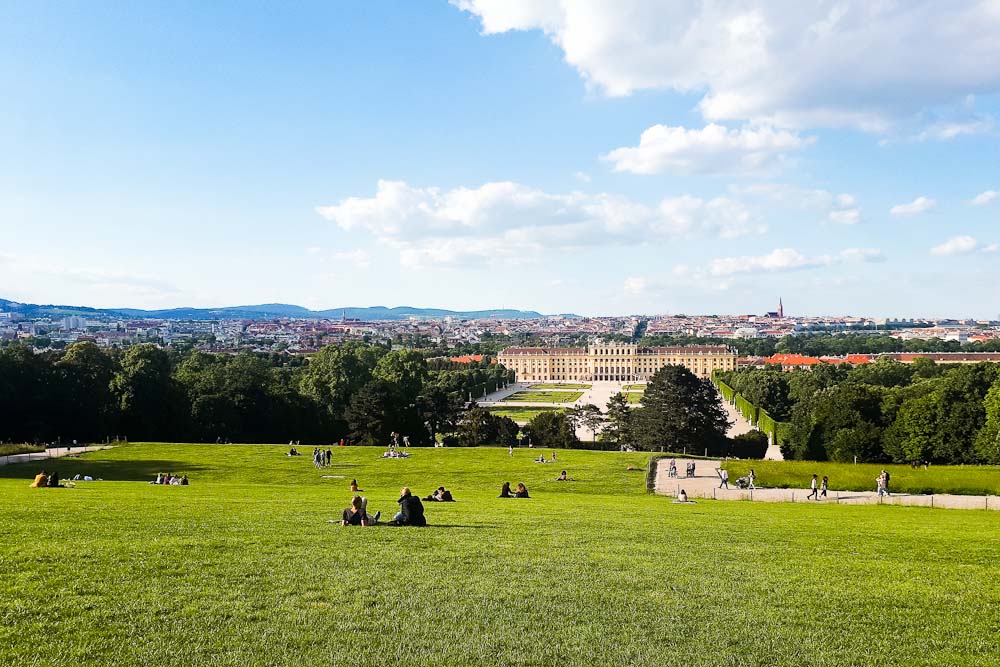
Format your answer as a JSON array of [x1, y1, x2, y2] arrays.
[[2, 444, 999, 667], [723, 459, 1000, 496], [488, 406, 562, 423], [626, 392, 644, 404], [503, 390, 584, 403], [528, 383, 592, 390], [0, 444, 45, 457]]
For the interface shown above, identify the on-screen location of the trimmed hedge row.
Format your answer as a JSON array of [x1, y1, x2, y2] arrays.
[[713, 378, 789, 445]]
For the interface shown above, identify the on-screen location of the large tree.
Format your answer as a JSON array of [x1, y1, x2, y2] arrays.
[[525, 410, 578, 449], [604, 392, 633, 445], [631, 365, 729, 453]]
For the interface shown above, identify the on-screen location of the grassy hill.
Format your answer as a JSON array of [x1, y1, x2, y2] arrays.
[[1, 444, 998, 666]]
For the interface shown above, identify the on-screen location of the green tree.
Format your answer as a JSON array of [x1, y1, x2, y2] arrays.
[[883, 393, 938, 462], [631, 365, 729, 453], [345, 380, 395, 446], [299, 342, 383, 425], [373, 350, 428, 401], [457, 406, 500, 446], [525, 411, 578, 449], [975, 381, 1000, 464], [111, 344, 179, 440], [604, 393, 633, 444], [56, 341, 117, 440]]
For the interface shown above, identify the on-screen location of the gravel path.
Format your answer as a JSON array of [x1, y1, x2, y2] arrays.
[[654, 457, 1000, 511], [0, 446, 115, 467]]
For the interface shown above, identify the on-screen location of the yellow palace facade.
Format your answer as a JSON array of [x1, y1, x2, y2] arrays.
[[497, 342, 737, 382]]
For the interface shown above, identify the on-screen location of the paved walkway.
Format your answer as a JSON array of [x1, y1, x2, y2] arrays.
[[0, 446, 115, 467], [654, 457, 1000, 511]]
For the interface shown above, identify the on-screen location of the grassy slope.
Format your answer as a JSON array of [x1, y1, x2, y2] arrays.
[[1, 445, 998, 667], [504, 390, 584, 403], [0, 444, 45, 456], [723, 460, 1000, 496]]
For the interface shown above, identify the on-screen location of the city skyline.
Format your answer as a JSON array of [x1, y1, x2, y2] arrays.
[[3, 2, 1000, 317]]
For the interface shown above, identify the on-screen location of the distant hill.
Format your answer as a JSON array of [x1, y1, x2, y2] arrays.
[[0, 298, 563, 321]]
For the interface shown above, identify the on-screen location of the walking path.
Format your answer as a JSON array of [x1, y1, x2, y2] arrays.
[[0, 446, 115, 467], [654, 457, 1000, 511]]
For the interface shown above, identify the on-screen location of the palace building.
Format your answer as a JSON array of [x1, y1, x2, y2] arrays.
[[497, 342, 737, 382]]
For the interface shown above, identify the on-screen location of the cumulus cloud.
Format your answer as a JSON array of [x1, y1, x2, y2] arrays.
[[931, 236, 978, 255], [602, 123, 810, 175], [676, 247, 884, 279], [971, 190, 998, 206], [890, 197, 936, 217], [622, 276, 649, 295], [453, 0, 1000, 130], [332, 249, 371, 267], [316, 180, 764, 267], [729, 184, 862, 225], [981, 243, 999, 253]]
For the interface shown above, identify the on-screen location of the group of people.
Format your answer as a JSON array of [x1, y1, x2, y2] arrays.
[[29, 470, 61, 488], [533, 452, 556, 464], [498, 482, 530, 498], [423, 486, 455, 502], [150, 472, 189, 486], [805, 474, 830, 500], [666, 459, 697, 479], [313, 448, 332, 468], [340, 486, 427, 527], [875, 469, 892, 497]]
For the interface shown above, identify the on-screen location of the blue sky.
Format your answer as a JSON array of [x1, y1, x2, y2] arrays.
[[2, 1, 999, 318]]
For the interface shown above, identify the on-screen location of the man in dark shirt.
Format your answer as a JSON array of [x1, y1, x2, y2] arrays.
[[390, 487, 426, 526]]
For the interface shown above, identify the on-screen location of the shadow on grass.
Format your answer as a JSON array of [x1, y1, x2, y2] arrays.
[[0, 459, 210, 482]]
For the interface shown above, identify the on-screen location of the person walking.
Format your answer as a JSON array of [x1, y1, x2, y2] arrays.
[[806, 474, 819, 500], [508, 445, 514, 457], [718, 468, 729, 489], [882, 469, 891, 496], [820, 475, 828, 499], [748, 468, 756, 490], [876, 472, 888, 497]]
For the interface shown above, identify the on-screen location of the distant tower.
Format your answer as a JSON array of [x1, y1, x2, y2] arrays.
[[778, 298, 784, 318], [342, 309, 347, 322]]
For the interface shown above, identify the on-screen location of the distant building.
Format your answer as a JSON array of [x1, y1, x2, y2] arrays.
[[62, 315, 87, 331], [498, 341, 736, 381]]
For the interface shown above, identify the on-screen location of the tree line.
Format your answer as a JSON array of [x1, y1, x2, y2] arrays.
[[716, 358, 1000, 464], [0, 341, 512, 446]]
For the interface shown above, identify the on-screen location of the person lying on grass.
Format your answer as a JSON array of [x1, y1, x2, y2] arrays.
[[555, 470, 570, 481], [423, 487, 454, 502], [514, 483, 530, 498], [388, 487, 427, 527], [341, 495, 380, 526]]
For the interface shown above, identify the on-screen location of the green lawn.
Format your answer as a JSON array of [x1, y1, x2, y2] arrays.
[[2, 444, 999, 666], [488, 406, 563, 423], [528, 383, 592, 390], [503, 390, 584, 403], [626, 392, 644, 404], [723, 459, 1000, 496]]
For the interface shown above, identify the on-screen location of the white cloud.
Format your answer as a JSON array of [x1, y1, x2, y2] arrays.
[[971, 190, 998, 206], [574, 171, 591, 183], [305, 246, 322, 255], [677, 247, 884, 279], [931, 236, 978, 256], [730, 184, 862, 225], [623, 276, 648, 295], [317, 180, 764, 267], [602, 123, 810, 175], [981, 243, 999, 253], [331, 249, 371, 267], [453, 1, 1000, 130], [890, 197, 936, 217], [914, 116, 994, 141]]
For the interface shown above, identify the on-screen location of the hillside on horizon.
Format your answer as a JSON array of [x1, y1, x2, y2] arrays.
[[0, 298, 565, 321]]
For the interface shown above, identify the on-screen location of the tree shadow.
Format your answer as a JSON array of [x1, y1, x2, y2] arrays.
[[0, 459, 210, 482]]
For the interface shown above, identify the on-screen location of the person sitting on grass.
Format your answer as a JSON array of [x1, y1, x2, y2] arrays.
[[180, 475, 189, 486], [498, 482, 513, 498], [514, 483, 530, 498], [350, 479, 362, 493], [389, 487, 426, 527], [677, 489, 689, 503], [424, 487, 455, 502], [341, 495, 379, 526], [555, 470, 569, 481], [30, 470, 49, 488], [47, 471, 60, 487]]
